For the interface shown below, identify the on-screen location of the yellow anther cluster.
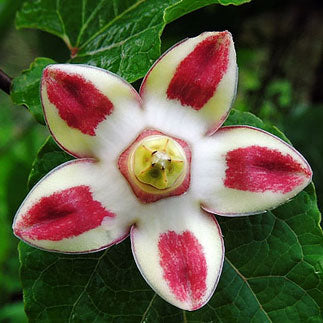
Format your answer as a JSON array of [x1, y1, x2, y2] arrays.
[[132, 136, 186, 190]]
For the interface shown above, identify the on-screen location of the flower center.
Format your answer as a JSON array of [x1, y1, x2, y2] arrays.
[[132, 136, 186, 190], [118, 129, 191, 203]]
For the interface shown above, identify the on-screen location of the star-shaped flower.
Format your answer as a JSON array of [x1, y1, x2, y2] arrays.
[[13, 31, 312, 311]]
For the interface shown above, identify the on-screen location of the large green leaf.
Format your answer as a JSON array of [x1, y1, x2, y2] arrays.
[[10, 57, 56, 124], [15, 0, 250, 83], [27, 136, 74, 190], [0, 91, 46, 319], [12, 1, 250, 124], [19, 110, 323, 322]]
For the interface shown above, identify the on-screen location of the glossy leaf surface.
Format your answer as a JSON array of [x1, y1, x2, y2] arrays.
[[15, 0, 249, 83]]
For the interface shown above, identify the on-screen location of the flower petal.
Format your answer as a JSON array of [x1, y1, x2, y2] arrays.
[[140, 31, 237, 140], [13, 159, 133, 253], [193, 126, 312, 215], [130, 197, 224, 310], [41, 64, 143, 158]]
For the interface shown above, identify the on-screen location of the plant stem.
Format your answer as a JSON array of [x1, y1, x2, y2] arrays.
[[0, 68, 12, 94]]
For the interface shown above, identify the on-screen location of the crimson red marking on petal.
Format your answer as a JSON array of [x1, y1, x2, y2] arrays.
[[118, 129, 191, 203], [224, 145, 312, 193], [15, 185, 115, 241], [158, 230, 207, 307], [43, 68, 113, 136], [166, 32, 230, 110]]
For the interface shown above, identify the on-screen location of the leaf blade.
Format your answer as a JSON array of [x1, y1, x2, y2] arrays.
[[11, 57, 56, 124], [15, 0, 250, 82]]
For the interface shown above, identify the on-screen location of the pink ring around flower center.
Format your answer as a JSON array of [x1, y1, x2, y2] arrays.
[[118, 129, 191, 203]]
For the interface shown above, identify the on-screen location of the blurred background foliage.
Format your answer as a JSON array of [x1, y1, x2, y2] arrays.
[[0, 0, 322, 321]]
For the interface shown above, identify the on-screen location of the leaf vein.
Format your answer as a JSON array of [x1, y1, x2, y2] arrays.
[[68, 249, 108, 322], [77, 25, 159, 57], [56, 0, 71, 48], [76, 0, 106, 47], [225, 257, 273, 323], [140, 293, 157, 323], [79, 0, 146, 50]]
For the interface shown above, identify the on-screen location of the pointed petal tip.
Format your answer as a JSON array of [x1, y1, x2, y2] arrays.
[[165, 31, 235, 111], [130, 208, 224, 311], [195, 125, 313, 216], [140, 31, 237, 138], [13, 159, 131, 253], [41, 63, 144, 159]]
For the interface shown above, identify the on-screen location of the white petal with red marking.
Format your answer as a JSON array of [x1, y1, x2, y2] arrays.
[[13, 159, 139, 253], [140, 31, 237, 141], [192, 126, 312, 215], [41, 64, 144, 158], [131, 196, 224, 310]]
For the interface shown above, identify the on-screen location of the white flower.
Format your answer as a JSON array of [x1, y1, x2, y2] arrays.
[[13, 32, 312, 310]]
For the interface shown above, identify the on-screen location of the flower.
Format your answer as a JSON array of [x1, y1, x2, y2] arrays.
[[13, 31, 312, 311]]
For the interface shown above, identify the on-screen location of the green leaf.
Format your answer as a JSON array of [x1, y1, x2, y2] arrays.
[[19, 110, 323, 322], [0, 0, 23, 32], [0, 302, 27, 323], [12, 1, 250, 125], [27, 136, 74, 190], [0, 92, 47, 312], [15, 0, 249, 83], [164, 0, 250, 24], [11, 57, 56, 124]]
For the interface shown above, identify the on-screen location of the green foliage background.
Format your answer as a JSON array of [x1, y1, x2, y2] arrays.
[[0, 0, 322, 321]]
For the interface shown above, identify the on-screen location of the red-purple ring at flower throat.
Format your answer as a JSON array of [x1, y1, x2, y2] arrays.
[[118, 129, 191, 203]]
